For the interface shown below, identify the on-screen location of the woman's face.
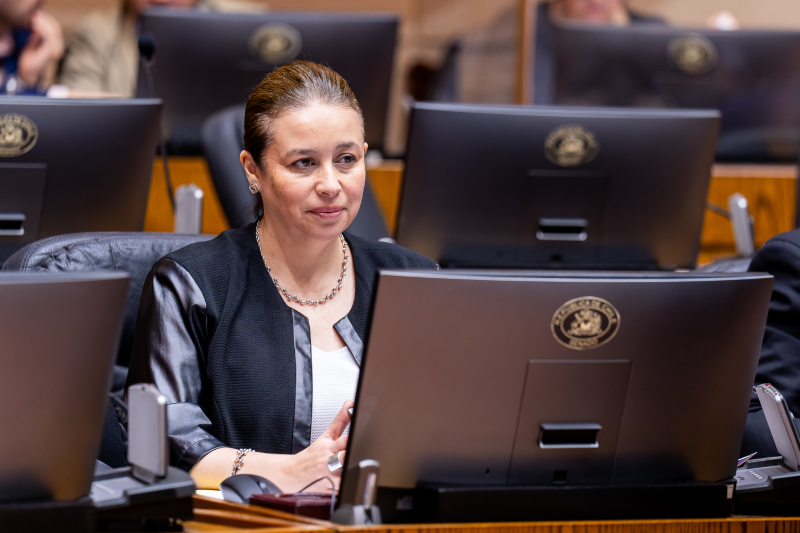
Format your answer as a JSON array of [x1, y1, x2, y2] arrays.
[[251, 102, 367, 243], [129, 0, 197, 15], [556, 0, 625, 23]]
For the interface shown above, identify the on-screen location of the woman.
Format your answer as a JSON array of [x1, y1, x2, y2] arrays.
[[126, 61, 437, 491]]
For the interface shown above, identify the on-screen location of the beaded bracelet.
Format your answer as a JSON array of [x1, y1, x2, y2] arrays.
[[230, 448, 253, 477]]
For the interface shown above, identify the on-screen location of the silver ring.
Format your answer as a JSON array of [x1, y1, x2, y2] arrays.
[[328, 452, 343, 472]]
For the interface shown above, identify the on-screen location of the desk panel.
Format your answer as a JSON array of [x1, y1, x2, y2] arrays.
[[335, 517, 800, 533], [182, 497, 800, 533]]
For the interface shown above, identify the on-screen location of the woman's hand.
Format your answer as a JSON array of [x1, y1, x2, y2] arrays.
[[191, 400, 354, 492], [279, 400, 354, 493], [17, 9, 64, 88]]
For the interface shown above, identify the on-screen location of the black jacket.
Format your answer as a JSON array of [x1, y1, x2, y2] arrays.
[[126, 223, 437, 470], [742, 229, 800, 457]]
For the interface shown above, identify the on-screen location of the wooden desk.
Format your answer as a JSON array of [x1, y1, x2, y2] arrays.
[[181, 496, 800, 533], [339, 517, 800, 533], [144, 158, 798, 264]]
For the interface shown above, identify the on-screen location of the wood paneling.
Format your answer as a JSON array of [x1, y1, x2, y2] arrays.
[[629, 0, 800, 29], [700, 164, 797, 263], [46, 0, 800, 36], [704, 164, 797, 248], [367, 160, 405, 233], [515, 0, 536, 105], [145, 159, 799, 266]]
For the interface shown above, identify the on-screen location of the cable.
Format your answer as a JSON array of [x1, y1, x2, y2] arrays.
[[706, 201, 731, 219], [108, 393, 128, 426], [295, 476, 337, 517], [139, 33, 175, 210], [143, 58, 176, 210]]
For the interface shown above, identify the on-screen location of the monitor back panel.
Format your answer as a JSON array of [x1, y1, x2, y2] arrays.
[[0, 98, 161, 261], [0, 272, 129, 502], [397, 103, 719, 269], [139, 10, 397, 152], [552, 26, 800, 161], [344, 270, 771, 497]]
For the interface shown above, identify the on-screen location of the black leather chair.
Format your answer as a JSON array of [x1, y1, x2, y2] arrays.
[[694, 257, 752, 272], [1, 232, 213, 467], [201, 105, 390, 240]]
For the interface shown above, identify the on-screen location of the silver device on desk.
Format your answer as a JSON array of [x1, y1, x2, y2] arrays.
[[736, 384, 800, 492], [174, 184, 204, 234], [728, 193, 755, 258], [340, 270, 773, 520], [0, 272, 129, 502], [90, 383, 195, 520], [127, 384, 168, 484]]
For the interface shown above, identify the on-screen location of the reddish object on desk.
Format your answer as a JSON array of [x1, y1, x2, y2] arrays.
[[249, 492, 332, 519]]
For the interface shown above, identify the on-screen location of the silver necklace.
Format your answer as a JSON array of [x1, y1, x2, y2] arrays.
[[255, 220, 348, 306]]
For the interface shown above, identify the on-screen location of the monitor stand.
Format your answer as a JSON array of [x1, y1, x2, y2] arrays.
[[380, 360, 734, 523], [412, 479, 734, 522], [0, 497, 95, 533]]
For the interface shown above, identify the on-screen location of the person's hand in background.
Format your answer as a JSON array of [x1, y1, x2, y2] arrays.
[[18, 9, 63, 88], [707, 10, 740, 31]]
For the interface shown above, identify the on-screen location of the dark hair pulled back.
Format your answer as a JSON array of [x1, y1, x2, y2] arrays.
[[244, 61, 365, 219]]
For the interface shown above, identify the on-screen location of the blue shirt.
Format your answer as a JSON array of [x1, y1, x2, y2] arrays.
[[1, 29, 46, 95]]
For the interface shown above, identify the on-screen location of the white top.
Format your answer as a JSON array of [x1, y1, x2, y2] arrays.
[[309, 344, 360, 443]]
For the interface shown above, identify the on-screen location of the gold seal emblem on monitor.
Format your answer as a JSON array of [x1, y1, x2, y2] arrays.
[[668, 35, 718, 74], [248, 23, 302, 64], [544, 125, 599, 167], [552, 297, 620, 350], [0, 113, 37, 157]]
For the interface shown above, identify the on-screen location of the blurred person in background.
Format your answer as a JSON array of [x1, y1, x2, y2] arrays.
[[547, 0, 653, 26], [533, 0, 665, 103], [0, 0, 63, 94], [458, 0, 665, 106], [59, 0, 264, 97]]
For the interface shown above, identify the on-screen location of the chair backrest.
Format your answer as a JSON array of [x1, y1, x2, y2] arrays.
[[1, 232, 214, 392], [201, 106, 252, 228], [694, 257, 753, 273], [425, 39, 461, 102], [202, 105, 390, 240]]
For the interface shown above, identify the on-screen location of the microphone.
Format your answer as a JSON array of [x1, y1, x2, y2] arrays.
[[138, 33, 175, 210], [138, 33, 158, 98], [138, 33, 156, 63]]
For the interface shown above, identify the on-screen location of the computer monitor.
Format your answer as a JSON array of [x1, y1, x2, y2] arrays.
[[138, 9, 398, 154], [0, 98, 161, 263], [396, 102, 720, 270], [550, 25, 800, 161], [340, 269, 772, 521], [0, 271, 129, 501]]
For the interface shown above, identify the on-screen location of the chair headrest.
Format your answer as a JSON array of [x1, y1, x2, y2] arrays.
[[2, 232, 214, 369]]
